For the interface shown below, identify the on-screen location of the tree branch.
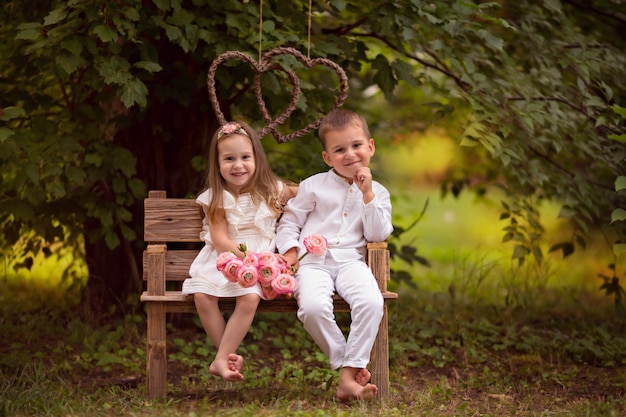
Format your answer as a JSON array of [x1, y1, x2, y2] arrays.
[[348, 31, 471, 91], [562, 0, 626, 27]]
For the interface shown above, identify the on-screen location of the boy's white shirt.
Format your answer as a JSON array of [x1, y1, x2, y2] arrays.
[[276, 169, 393, 264]]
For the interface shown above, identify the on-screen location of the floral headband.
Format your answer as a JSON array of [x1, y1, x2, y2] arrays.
[[217, 122, 249, 140]]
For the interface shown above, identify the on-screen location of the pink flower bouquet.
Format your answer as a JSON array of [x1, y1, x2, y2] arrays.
[[215, 235, 326, 300], [215, 246, 297, 299]]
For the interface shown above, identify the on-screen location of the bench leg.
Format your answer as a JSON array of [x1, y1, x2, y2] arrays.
[[146, 302, 167, 399], [370, 302, 390, 400]]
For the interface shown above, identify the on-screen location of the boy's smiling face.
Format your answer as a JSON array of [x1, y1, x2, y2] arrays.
[[322, 124, 375, 183]]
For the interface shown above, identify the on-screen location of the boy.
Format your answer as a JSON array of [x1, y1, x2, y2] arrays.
[[276, 109, 393, 400]]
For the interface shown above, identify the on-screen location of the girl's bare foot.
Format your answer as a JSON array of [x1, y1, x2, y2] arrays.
[[209, 356, 244, 382], [228, 353, 244, 372]]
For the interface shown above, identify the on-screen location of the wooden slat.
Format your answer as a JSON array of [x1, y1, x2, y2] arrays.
[[141, 290, 397, 313], [144, 244, 393, 282], [144, 198, 203, 242], [143, 250, 198, 281]]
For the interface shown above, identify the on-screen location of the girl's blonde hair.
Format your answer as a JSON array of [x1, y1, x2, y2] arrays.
[[204, 121, 285, 223]]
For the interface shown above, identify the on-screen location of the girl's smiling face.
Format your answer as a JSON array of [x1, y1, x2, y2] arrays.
[[321, 124, 375, 183], [217, 134, 256, 194]]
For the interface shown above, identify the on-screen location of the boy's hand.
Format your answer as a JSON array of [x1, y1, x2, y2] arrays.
[[354, 167, 375, 204], [280, 248, 299, 269]]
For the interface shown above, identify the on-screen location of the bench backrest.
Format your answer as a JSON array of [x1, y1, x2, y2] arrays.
[[143, 190, 203, 283], [143, 190, 390, 290]]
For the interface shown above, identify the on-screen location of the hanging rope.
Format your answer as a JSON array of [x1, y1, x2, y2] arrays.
[[307, 0, 312, 59], [206, 2, 349, 143], [259, 0, 263, 62]]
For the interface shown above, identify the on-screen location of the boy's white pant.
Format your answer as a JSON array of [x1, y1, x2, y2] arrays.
[[294, 257, 384, 370]]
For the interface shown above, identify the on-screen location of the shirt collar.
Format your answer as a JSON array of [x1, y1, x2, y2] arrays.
[[329, 168, 352, 186]]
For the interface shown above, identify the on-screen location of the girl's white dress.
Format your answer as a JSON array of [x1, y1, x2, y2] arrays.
[[181, 188, 279, 299]]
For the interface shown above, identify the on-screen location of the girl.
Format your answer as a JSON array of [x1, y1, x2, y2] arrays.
[[182, 121, 297, 382]]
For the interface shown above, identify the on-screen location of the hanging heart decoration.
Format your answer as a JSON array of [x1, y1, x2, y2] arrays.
[[207, 47, 349, 143]]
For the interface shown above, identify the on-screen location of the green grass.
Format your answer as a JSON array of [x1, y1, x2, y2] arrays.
[[1, 286, 624, 416]]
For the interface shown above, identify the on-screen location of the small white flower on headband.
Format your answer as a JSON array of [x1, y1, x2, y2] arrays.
[[217, 122, 248, 139]]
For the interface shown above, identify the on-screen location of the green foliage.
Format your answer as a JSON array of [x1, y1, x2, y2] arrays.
[[1, 0, 625, 307]]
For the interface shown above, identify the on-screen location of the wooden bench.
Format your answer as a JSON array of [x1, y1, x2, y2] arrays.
[[141, 190, 398, 400]]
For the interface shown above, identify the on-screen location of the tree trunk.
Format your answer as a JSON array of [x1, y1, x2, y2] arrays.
[[82, 50, 224, 315]]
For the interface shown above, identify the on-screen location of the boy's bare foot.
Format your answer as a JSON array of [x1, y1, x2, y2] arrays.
[[336, 367, 378, 401], [336, 381, 378, 401], [228, 353, 244, 372], [355, 368, 371, 386], [209, 356, 244, 382]]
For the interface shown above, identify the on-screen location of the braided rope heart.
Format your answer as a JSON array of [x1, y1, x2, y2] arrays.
[[207, 50, 300, 141], [207, 47, 349, 143]]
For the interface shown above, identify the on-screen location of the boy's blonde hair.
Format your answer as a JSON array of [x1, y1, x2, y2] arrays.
[[318, 109, 371, 149], [204, 121, 284, 222]]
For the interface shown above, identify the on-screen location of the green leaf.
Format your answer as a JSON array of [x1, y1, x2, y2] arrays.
[[163, 23, 183, 42], [391, 60, 419, 87], [104, 231, 121, 249], [0, 106, 26, 121], [549, 242, 574, 258], [56, 52, 81, 75], [43, 7, 68, 26], [85, 153, 103, 167], [152, 0, 171, 10], [61, 38, 83, 56], [614, 243, 626, 257], [372, 54, 396, 102], [543, 0, 562, 12], [460, 137, 479, 147], [134, 61, 163, 73], [610, 105, 626, 117], [610, 208, 626, 224], [477, 30, 503, 51], [329, 0, 347, 11], [93, 25, 118, 43], [119, 78, 149, 108], [0, 127, 15, 143], [512, 245, 529, 259], [65, 166, 86, 186], [122, 7, 141, 22], [531, 245, 543, 265], [16, 28, 41, 41], [608, 133, 626, 143], [616, 177, 626, 192], [25, 162, 39, 186], [168, 9, 194, 26]]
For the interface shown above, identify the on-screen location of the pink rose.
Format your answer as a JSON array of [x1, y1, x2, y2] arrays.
[[242, 252, 259, 268], [237, 264, 258, 288], [261, 284, 278, 300], [258, 263, 280, 286], [257, 251, 279, 266], [216, 251, 237, 272], [303, 234, 327, 257], [272, 273, 298, 295], [275, 257, 290, 273], [222, 258, 243, 283]]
